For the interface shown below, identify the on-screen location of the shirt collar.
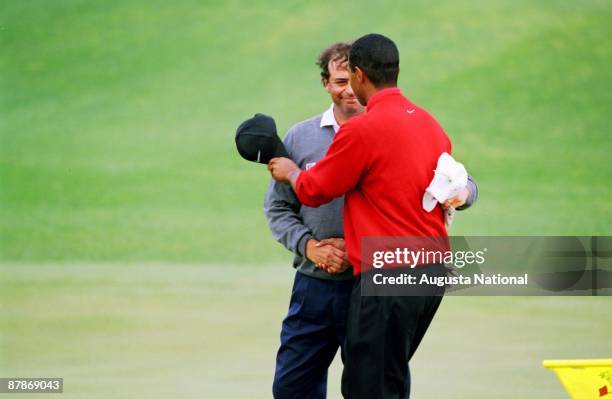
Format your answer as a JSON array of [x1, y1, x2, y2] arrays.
[[320, 103, 340, 133], [366, 87, 403, 112]]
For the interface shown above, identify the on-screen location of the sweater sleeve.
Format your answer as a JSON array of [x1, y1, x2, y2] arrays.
[[263, 128, 313, 256], [264, 178, 312, 256], [456, 174, 479, 211], [295, 120, 367, 207]]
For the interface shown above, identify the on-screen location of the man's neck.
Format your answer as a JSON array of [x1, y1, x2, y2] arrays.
[[333, 106, 352, 126], [363, 84, 397, 105]]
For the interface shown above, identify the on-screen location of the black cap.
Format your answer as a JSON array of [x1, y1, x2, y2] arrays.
[[235, 113, 289, 164]]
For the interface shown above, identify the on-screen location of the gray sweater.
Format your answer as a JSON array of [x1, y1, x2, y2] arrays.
[[263, 113, 478, 280]]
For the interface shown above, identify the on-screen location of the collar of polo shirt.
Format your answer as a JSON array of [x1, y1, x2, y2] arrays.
[[320, 104, 340, 133]]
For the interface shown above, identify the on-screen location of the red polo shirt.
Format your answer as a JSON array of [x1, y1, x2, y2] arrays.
[[295, 88, 451, 275]]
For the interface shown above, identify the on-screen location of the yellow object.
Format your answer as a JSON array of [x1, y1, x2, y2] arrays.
[[544, 359, 612, 399]]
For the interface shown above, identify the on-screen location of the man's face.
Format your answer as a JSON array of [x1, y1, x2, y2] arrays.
[[324, 59, 364, 115]]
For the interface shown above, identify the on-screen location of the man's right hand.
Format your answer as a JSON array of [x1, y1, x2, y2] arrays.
[[305, 238, 347, 274]]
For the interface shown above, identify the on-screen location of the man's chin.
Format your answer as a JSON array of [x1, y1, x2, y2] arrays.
[[340, 102, 364, 114]]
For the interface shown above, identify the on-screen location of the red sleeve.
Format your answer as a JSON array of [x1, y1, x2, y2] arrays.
[[295, 119, 368, 207]]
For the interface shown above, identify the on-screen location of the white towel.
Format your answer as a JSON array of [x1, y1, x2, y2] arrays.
[[422, 153, 468, 226]]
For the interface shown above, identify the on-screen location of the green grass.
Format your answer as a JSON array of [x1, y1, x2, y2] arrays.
[[1, 0, 611, 262], [1, 1, 611, 398], [1, 263, 610, 399]]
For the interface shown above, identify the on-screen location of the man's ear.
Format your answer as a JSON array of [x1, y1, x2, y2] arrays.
[[355, 66, 365, 83], [322, 78, 333, 94]]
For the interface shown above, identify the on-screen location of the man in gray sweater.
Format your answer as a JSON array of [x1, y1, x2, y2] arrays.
[[265, 42, 478, 399]]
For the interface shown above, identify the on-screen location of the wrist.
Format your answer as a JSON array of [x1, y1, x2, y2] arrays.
[[304, 237, 317, 259], [297, 234, 313, 257], [288, 170, 301, 190]]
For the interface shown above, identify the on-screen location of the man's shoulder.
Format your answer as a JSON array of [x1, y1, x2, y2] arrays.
[[286, 114, 323, 136], [336, 111, 367, 135], [282, 114, 325, 147]]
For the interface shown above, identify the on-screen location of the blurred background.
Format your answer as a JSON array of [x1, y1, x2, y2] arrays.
[[1, 1, 610, 398]]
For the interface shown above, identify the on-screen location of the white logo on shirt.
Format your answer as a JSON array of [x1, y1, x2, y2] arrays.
[[305, 162, 317, 170], [407, 109, 415, 114]]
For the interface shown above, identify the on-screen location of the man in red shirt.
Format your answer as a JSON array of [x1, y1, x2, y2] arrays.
[[269, 33, 468, 398]]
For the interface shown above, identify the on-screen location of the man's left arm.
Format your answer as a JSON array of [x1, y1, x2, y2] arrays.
[[442, 174, 479, 210], [456, 175, 479, 210]]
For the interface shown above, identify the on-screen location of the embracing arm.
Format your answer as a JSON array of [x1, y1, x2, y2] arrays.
[[456, 175, 479, 210], [269, 120, 367, 207]]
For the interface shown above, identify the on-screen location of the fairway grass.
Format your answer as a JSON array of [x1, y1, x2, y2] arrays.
[[2, 0, 611, 263], [1, 263, 610, 399], [1, 1, 610, 397]]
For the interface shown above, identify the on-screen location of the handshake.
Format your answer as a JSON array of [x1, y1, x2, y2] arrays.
[[305, 237, 350, 275]]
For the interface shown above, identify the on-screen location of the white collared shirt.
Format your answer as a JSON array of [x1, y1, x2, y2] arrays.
[[320, 104, 340, 133]]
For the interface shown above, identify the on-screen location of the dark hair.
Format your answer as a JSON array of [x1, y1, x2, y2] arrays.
[[349, 33, 399, 87], [317, 41, 352, 82]]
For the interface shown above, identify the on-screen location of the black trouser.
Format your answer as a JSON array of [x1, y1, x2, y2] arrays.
[[341, 268, 445, 399]]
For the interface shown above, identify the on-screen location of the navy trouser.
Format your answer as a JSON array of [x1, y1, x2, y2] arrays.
[[272, 271, 412, 399], [272, 271, 353, 399]]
